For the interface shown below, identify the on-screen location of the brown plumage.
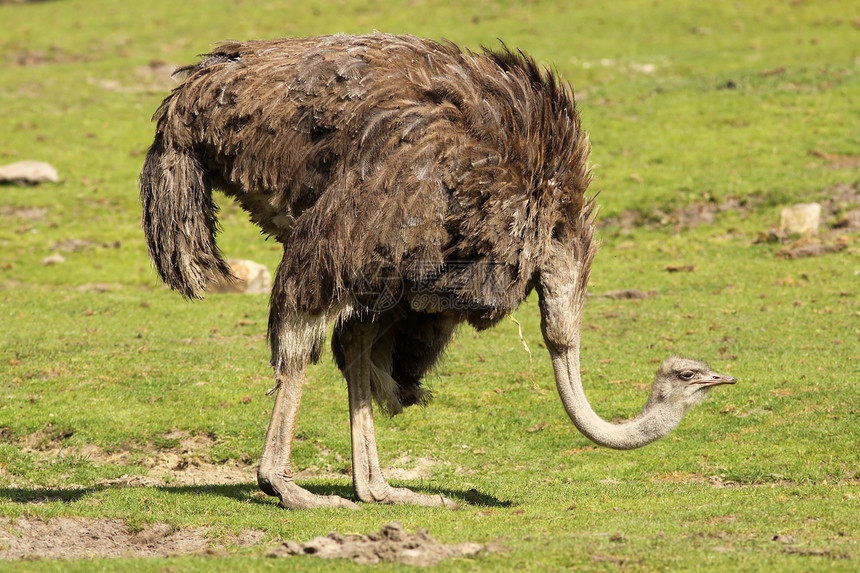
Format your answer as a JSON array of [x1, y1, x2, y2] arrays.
[[143, 34, 590, 311], [141, 33, 733, 509]]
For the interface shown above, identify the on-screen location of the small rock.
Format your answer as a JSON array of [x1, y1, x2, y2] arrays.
[[265, 540, 302, 558], [0, 161, 59, 184], [283, 540, 303, 555], [780, 203, 821, 236], [301, 535, 340, 556], [382, 521, 405, 542], [207, 259, 271, 294], [40, 254, 66, 265]]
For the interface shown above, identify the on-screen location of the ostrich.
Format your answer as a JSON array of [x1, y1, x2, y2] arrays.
[[140, 34, 736, 509]]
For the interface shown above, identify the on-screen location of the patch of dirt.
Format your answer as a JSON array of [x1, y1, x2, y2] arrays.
[[13, 428, 256, 489], [90, 60, 180, 94], [265, 521, 491, 566], [93, 430, 255, 488], [783, 545, 851, 559], [51, 238, 122, 252], [600, 181, 860, 234], [0, 517, 264, 560], [5, 45, 92, 67], [14, 428, 443, 490], [96, 453, 257, 489], [650, 471, 728, 488], [599, 195, 751, 233], [808, 149, 860, 170], [649, 471, 808, 490], [75, 282, 125, 293], [666, 264, 698, 272], [0, 519, 491, 565], [380, 455, 436, 481], [135, 60, 180, 88], [0, 205, 47, 220], [774, 242, 848, 259], [598, 288, 657, 300], [95, 452, 444, 490]]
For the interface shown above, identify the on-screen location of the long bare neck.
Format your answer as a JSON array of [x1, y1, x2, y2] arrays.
[[548, 335, 685, 450], [537, 233, 686, 450]]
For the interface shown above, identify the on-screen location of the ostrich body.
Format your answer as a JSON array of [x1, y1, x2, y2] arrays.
[[140, 34, 736, 509]]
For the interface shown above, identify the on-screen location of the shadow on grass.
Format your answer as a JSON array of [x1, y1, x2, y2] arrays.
[[301, 482, 513, 508], [0, 487, 95, 504], [0, 481, 513, 508]]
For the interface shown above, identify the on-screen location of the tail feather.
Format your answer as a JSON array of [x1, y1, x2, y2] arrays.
[[140, 135, 232, 298]]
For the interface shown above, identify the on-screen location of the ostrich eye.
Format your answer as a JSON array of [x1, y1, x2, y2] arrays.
[[679, 371, 695, 381]]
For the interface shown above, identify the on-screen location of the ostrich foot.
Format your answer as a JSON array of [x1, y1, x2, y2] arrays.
[[259, 473, 361, 510], [356, 481, 460, 509], [339, 319, 459, 509]]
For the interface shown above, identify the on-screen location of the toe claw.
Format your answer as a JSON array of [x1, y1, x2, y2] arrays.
[[441, 496, 461, 510], [340, 498, 362, 510], [262, 475, 361, 510]]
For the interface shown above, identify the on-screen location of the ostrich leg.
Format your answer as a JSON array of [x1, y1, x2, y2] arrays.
[[340, 318, 459, 508], [258, 312, 360, 510]]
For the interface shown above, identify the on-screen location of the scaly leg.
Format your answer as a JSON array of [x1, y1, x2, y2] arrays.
[[339, 318, 459, 508], [258, 311, 359, 510]]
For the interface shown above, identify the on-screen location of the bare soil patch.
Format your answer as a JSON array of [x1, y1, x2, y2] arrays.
[[0, 205, 47, 220], [3, 431, 474, 563], [600, 182, 860, 234], [598, 288, 657, 300], [266, 521, 491, 566], [0, 519, 492, 565], [13, 428, 445, 489], [808, 149, 860, 170], [96, 452, 257, 488], [774, 242, 848, 259], [14, 428, 256, 489], [0, 517, 264, 560]]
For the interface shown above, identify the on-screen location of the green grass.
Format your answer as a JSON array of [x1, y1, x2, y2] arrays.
[[1, 0, 859, 570]]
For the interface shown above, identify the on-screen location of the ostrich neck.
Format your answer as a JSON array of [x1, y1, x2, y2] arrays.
[[537, 242, 684, 451], [548, 336, 684, 450]]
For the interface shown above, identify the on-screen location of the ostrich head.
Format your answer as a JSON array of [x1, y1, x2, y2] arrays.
[[645, 357, 737, 412]]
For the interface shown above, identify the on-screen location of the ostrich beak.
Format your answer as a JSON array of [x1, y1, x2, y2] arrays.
[[695, 371, 738, 388]]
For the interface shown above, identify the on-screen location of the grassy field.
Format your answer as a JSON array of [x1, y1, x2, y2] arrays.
[[1, 0, 859, 570]]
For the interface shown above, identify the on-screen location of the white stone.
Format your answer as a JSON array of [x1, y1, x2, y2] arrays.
[[0, 161, 59, 184], [208, 259, 271, 294], [40, 254, 66, 265], [779, 203, 821, 236]]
